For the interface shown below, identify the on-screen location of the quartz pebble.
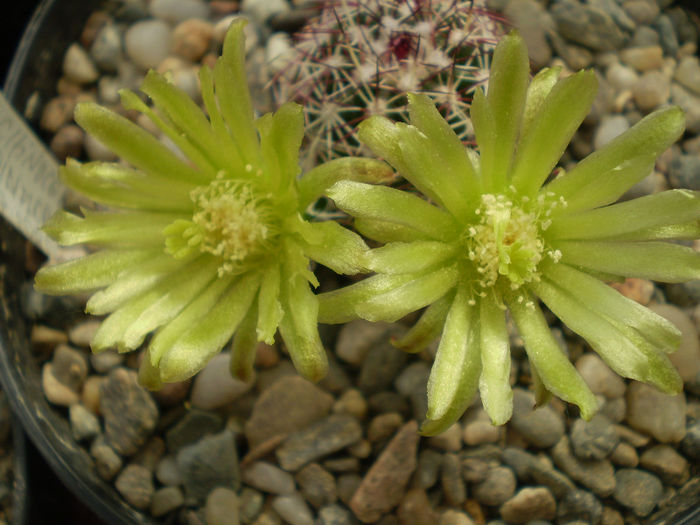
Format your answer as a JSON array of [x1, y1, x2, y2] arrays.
[[191, 352, 254, 410], [63, 43, 99, 83], [272, 492, 315, 525], [242, 461, 296, 495], [204, 487, 240, 525], [125, 20, 172, 70], [626, 382, 686, 443]]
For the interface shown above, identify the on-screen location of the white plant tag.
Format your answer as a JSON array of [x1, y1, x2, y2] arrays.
[[0, 91, 64, 258]]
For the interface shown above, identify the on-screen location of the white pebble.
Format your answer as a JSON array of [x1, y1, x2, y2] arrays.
[[125, 20, 173, 71], [84, 134, 118, 161], [266, 32, 295, 75], [241, 0, 290, 26], [190, 352, 254, 410], [63, 44, 99, 84]]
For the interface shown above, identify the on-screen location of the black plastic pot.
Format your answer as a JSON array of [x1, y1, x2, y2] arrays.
[[1, 1, 152, 523]]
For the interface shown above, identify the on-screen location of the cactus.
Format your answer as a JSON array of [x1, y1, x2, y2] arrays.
[[271, 0, 505, 170]]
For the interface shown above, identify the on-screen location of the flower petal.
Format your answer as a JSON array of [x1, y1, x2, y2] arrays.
[[256, 263, 283, 345], [547, 189, 700, 241], [532, 275, 682, 394], [74, 102, 209, 184], [354, 217, 433, 243], [34, 249, 157, 295], [555, 239, 700, 283], [366, 241, 458, 275], [156, 272, 260, 382], [422, 286, 481, 435], [357, 264, 460, 323], [392, 291, 453, 353], [479, 296, 513, 425], [257, 101, 304, 192], [326, 181, 460, 242], [521, 66, 562, 139], [298, 157, 395, 211], [540, 261, 681, 351], [231, 299, 259, 383], [510, 70, 598, 196], [506, 291, 598, 420], [297, 220, 370, 275], [547, 106, 685, 210], [483, 31, 530, 192]]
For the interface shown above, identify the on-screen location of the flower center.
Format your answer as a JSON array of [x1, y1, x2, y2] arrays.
[[166, 178, 277, 276], [466, 193, 562, 291]]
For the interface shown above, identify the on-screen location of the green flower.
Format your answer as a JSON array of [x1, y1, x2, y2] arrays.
[[319, 31, 699, 435], [35, 20, 392, 388]]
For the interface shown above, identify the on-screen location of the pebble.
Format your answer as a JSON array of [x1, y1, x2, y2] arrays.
[[239, 488, 263, 525], [503, 0, 553, 69], [575, 354, 626, 399], [150, 486, 184, 517], [204, 487, 240, 525], [90, 437, 123, 481], [115, 464, 154, 510], [244, 376, 333, 449], [670, 84, 700, 134], [640, 444, 689, 486], [680, 420, 700, 460], [550, 0, 626, 52], [150, 0, 210, 23], [84, 133, 119, 161], [241, 0, 290, 26], [69, 403, 100, 441], [336, 474, 361, 506], [156, 455, 183, 486], [50, 123, 83, 161], [609, 441, 639, 467], [125, 20, 173, 70], [90, 350, 123, 374], [648, 303, 700, 382], [357, 337, 407, 396], [655, 14, 679, 56], [42, 364, 80, 406], [165, 409, 223, 452], [509, 388, 565, 448], [51, 344, 88, 390], [414, 449, 443, 489], [439, 510, 474, 525], [622, 0, 659, 24], [242, 461, 296, 495], [97, 76, 121, 105], [177, 429, 240, 502], [499, 487, 556, 524], [626, 382, 686, 443], [632, 70, 670, 111], [609, 277, 655, 305], [606, 62, 639, 91], [80, 10, 111, 49], [335, 321, 394, 366], [473, 466, 517, 507], [68, 319, 101, 347], [349, 420, 419, 523], [272, 493, 314, 525], [619, 45, 664, 71], [569, 415, 619, 461], [296, 463, 336, 509], [63, 43, 99, 84], [90, 24, 122, 72], [397, 488, 438, 525], [441, 453, 466, 506], [630, 26, 660, 48], [593, 115, 629, 150], [557, 489, 603, 525], [668, 151, 700, 190], [318, 504, 355, 525], [30, 324, 68, 349], [40, 96, 76, 134], [100, 367, 158, 456], [551, 437, 616, 497], [172, 19, 214, 62], [528, 458, 577, 499], [367, 413, 403, 443], [613, 468, 663, 517], [333, 389, 368, 421], [276, 414, 362, 471], [133, 436, 165, 471], [394, 361, 430, 421]]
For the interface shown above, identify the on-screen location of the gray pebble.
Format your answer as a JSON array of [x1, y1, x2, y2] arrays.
[[668, 152, 700, 191], [613, 468, 663, 517], [357, 337, 407, 396], [150, 486, 184, 517], [654, 14, 679, 56], [242, 461, 296, 495], [632, 70, 670, 111], [90, 436, 123, 481], [509, 388, 564, 448], [570, 415, 619, 461], [177, 429, 240, 502], [190, 352, 254, 410], [296, 463, 337, 509], [575, 354, 626, 399], [648, 303, 700, 382], [590, 0, 637, 32], [680, 421, 700, 460], [551, 0, 626, 52], [605, 61, 639, 91], [241, 0, 290, 26], [557, 489, 603, 525], [276, 414, 362, 471], [150, 0, 209, 23], [441, 453, 466, 506], [90, 349, 124, 374], [640, 444, 689, 486], [239, 487, 264, 525], [335, 320, 392, 366], [69, 403, 100, 441], [100, 367, 158, 456], [67, 319, 100, 347], [394, 361, 430, 421], [626, 382, 686, 443], [318, 504, 355, 525], [115, 464, 154, 510], [165, 409, 223, 453], [90, 24, 122, 72], [125, 19, 172, 70], [473, 466, 516, 507], [204, 487, 240, 525], [51, 344, 88, 391], [593, 115, 630, 150], [272, 492, 314, 525], [63, 43, 99, 84], [528, 458, 576, 499], [499, 487, 556, 524], [501, 447, 535, 481], [551, 437, 616, 497], [503, 0, 553, 69], [630, 26, 660, 48], [156, 455, 183, 486], [671, 83, 700, 134], [414, 449, 443, 489]]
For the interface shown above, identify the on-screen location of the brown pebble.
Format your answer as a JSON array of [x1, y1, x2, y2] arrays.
[[40, 96, 76, 133], [255, 342, 279, 369], [30, 324, 68, 351], [50, 124, 84, 161], [609, 278, 654, 305], [210, 1, 239, 15], [56, 77, 83, 97], [80, 11, 112, 48], [81, 376, 104, 414], [172, 19, 214, 62], [397, 488, 438, 525], [367, 412, 403, 443]]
